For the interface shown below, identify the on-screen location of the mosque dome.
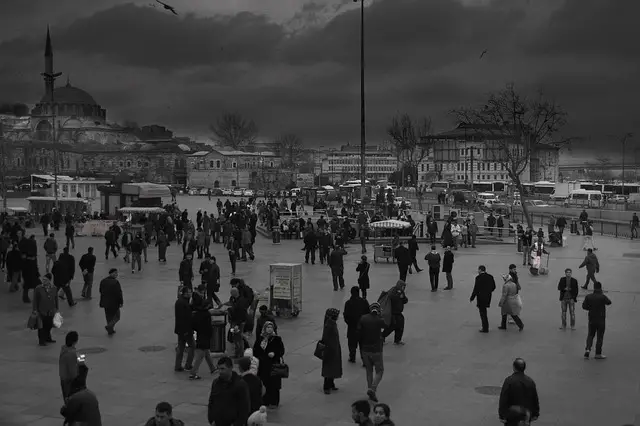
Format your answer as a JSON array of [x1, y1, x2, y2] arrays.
[[40, 82, 97, 105]]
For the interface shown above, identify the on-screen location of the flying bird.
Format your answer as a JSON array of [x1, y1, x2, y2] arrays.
[[479, 49, 488, 59], [155, 0, 178, 15]]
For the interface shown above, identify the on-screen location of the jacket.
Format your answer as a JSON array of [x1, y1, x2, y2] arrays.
[[499, 280, 521, 316], [192, 307, 213, 349], [207, 371, 251, 426], [343, 296, 370, 331], [394, 245, 411, 265], [442, 251, 454, 273], [499, 372, 540, 421], [174, 297, 192, 335], [357, 313, 386, 353], [304, 231, 317, 249], [356, 261, 370, 288], [240, 373, 263, 413], [179, 259, 194, 284], [144, 418, 184, 426], [321, 318, 343, 379], [253, 335, 285, 389], [61, 387, 103, 426], [582, 289, 612, 323], [33, 283, 59, 316], [79, 253, 97, 274], [424, 251, 441, 270], [557, 277, 579, 302], [579, 253, 600, 273], [470, 273, 496, 308], [408, 239, 419, 256], [388, 288, 408, 314], [44, 237, 58, 254], [98, 277, 123, 310], [59, 345, 79, 381], [328, 248, 346, 270]]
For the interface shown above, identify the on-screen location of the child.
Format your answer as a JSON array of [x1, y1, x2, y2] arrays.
[[244, 348, 259, 375]]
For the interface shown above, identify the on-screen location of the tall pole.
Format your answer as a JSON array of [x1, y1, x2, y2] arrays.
[[621, 133, 633, 196], [0, 122, 6, 211], [357, 0, 366, 201]]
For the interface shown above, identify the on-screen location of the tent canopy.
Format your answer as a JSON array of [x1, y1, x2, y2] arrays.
[[369, 219, 411, 229]]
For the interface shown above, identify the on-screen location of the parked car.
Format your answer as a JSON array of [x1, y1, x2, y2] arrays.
[[188, 188, 199, 196], [608, 194, 627, 204], [222, 188, 233, 196], [484, 199, 508, 210], [233, 189, 243, 197], [528, 199, 550, 208], [243, 189, 255, 197], [199, 188, 209, 196], [211, 188, 223, 196], [256, 190, 265, 197]]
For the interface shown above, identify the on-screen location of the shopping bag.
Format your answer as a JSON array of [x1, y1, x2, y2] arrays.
[[53, 312, 64, 328], [27, 312, 41, 330], [313, 341, 326, 360]]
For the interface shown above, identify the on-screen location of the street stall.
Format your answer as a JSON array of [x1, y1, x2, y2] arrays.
[[4, 207, 33, 228], [27, 197, 91, 217], [269, 263, 302, 318], [117, 206, 166, 235], [100, 182, 170, 216], [370, 219, 412, 263]]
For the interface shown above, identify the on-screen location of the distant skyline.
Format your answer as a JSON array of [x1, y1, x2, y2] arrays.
[[1, 0, 639, 148]]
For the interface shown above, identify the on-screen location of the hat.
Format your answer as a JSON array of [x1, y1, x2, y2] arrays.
[[325, 308, 340, 319], [369, 302, 381, 314]]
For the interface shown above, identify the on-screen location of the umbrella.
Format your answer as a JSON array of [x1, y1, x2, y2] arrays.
[[369, 219, 412, 229]]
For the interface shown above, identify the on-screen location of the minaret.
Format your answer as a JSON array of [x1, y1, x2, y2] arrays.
[[44, 26, 54, 94]]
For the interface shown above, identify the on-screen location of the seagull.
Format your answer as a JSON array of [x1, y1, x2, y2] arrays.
[[155, 0, 178, 15], [479, 49, 488, 59]]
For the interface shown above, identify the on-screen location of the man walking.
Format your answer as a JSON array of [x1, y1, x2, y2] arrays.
[[104, 227, 118, 259], [130, 233, 143, 273], [522, 227, 533, 266], [59, 331, 79, 401], [498, 358, 540, 426], [328, 245, 347, 291], [174, 286, 194, 372], [579, 248, 599, 290], [79, 247, 96, 299], [381, 280, 408, 345], [582, 281, 612, 359], [424, 245, 441, 292], [343, 286, 370, 364], [99, 268, 123, 336], [304, 227, 317, 264], [407, 235, 422, 273], [558, 268, 579, 330], [357, 302, 386, 403], [52, 247, 77, 307], [470, 265, 496, 333], [207, 357, 251, 426], [44, 233, 58, 273], [394, 241, 411, 281]]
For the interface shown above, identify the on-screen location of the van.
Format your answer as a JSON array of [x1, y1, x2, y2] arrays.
[[476, 192, 498, 202], [567, 190, 602, 207]]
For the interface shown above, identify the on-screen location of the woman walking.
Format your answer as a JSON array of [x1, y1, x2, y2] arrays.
[[498, 274, 524, 331], [156, 231, 168, 262], [321, 308, 342, 394], [253, 321, 285, 408], [356, 255, 370, 299], [32, 273, 59, 346]]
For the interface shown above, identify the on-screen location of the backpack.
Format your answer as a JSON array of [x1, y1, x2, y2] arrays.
[[377, 290, 392, 327]]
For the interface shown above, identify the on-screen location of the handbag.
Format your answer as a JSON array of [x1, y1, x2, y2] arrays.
[[27, 312, 41, 330], [271, 356, 289, 379], [313, 341, 325, 360]]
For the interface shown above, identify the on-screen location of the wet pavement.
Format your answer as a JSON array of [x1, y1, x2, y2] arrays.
[[1, 197, 639, 426]]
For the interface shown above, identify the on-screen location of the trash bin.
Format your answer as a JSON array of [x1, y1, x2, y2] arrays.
[[210, 311, 227, 354], [272, 227, 281, 244]]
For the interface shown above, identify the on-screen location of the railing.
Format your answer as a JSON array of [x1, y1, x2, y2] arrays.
[[510, 210, 635, 239]]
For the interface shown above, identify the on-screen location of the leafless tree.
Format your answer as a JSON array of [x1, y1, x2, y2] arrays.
[[595, 156, 611, 181], [387, 113, 434, 211], [210, 112, 258, 150], [276, 133, 303, 167], [450, 83, 568, 228]]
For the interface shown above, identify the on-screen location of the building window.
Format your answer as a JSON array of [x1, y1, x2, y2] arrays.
[[126, 160, 132, 168], [232, 162, 237, 169], [137, 161, 142, 168], [209, 160, 214, 168], [270, 162, 274, 168], [231, 180, 236, 187], [216, 160, 221, 168], [119, 161, 124, 168]]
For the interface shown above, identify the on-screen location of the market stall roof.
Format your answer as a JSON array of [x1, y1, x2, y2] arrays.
[[31, 174, 74, 181], [118, 207, 166, 214], [27, 196, 90, 203], [121, 183, 171, 198], [369, 219, 412, 229]]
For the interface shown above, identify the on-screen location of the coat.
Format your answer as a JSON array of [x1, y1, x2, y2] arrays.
[[557, 277, 579, 302], [442, 251, 454, 273], [253, 335, 285, 390], [321, 318, 342, 379], [174, 297, 192, 335], [98, 277, 123, 310], [499, 280, 521, 316], [470, 273, 496, 308], [192, 308, 213, 350], [356, 261, 370, 289]]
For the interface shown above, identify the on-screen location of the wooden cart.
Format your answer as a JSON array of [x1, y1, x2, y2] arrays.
[[373, 245, 395, 263]]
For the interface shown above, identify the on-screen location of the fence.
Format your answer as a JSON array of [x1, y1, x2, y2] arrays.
[[510, 210, 635, 239]]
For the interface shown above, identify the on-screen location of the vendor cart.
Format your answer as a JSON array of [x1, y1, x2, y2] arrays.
[[370, 219, 412, 263], [269, 263, 302, 318]]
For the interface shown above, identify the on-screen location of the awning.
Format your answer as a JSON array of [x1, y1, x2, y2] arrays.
[[118, 207, 166, 214], [121, 183, 171, 198], [369, 219, 412, 229]]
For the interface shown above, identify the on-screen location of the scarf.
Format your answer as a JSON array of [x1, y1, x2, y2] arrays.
[[260, 321, 275, 349]]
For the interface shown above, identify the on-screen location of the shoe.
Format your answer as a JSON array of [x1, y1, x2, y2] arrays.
[[69, 302, 77, 307], [431, 289, 437, 292], [518, 326, 524, 332], [46, 339, 56, 343], [367, 389, 378, 402], [331, 386, 339, 391], [498, 326, 507, 330], [174, 367, 185, 372], [444, 287, 452, 290], [595, 354, 606, 359], [39, 342, 47, 346], [189, 375, 202, 380], [184, 365, 193, 370], [584, 350, 590, 359], [478, 329, 489, 333], [323, 389, 331, 394], [348, 358, 355, 363], [581, 285, 588, 290], [408, 270, 413, 274], [570, 326, 576, 330], [394, 341, 405, 345], [559, 326, 566, 330]]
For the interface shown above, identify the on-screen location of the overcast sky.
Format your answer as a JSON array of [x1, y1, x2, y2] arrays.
[[0, 0, 638, 149]]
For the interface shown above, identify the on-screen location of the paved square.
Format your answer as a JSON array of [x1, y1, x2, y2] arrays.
[[1, 197, 639, 426]]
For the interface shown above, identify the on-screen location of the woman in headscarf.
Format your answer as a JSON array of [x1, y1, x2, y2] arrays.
[[155, 230, 168, 263], [320, 308, 342, 394], [498, 273, 524, 331], [253, 321, 285, 408]]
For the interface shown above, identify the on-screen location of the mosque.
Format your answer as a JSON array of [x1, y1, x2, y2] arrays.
[[0, 28, 191, 185]]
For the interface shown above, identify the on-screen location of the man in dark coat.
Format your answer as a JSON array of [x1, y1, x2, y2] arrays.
[[442, 246, 455, 290], [499, 358, 540, 426], [328, 246, 347, 291], [321, 308, 343, 394], [79, 247, 97, 299], [343, 286, 370, 364], [407, 235, 422, 273], [207, 356, 251, 426], [200, 254, 221, 305], [582, 281, 612, 359], [558, 268, 579, 330], [470, 265, 496, 333], [174, 286, 195, 372], [179, 253, 194, 289], [52, 247, 76, 307], [99, 268, 123, 336], [381, 280, 408, 345], [104, 228, 118, 259], [394, 241, 411, 281], [304, 228, 318, 264]]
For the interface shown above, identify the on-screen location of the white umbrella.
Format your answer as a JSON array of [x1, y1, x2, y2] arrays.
[[369, 219, 412, 229]]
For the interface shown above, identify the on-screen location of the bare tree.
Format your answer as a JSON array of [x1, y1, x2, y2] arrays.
[[387, 113, 433, 210], [276, 133, 303, 167], [595, 156, 611, 181], [450, 83, 568, 228], [210, 112, 258, 150]]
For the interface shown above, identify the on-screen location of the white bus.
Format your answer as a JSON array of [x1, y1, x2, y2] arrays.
[[567, 189, 602, 207]]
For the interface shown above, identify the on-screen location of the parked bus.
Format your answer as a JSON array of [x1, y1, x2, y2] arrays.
[[472, 181, 507, 193], [566, 189, 602, 208], [429, 181, 450, 191], [580, 181, 640, 195]]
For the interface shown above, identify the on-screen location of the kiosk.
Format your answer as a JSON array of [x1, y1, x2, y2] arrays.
[[269, 263, 302, 318]]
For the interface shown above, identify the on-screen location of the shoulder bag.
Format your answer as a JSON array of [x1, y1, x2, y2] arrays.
[[271, 355, 289, 379], [313, 341, 326, 360]]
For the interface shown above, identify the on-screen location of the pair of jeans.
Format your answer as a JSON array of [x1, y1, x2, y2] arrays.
[[37, 314, 54, 343], [331, 269, 344, 290], [561, 299, 575, 327], [229, 253, 237, 274], [347, 327, 359, 361], [190, 349, 215, 375], [232, 322, 246, 357], [398, 264, 408, 281], [175, 333, 195, 369], [45, 253, 56, 272], [501, 314, 524, 329], [305, 247, 316, 263], [81, 272, 94, 298], [66, 235, 75, 249], [478, 306, 489, 331], [197, 245, 204, 259], [584, 271, 597, 288], [522, 244, 531, 265], [57, 283, 75, 306], [105, 243, 117, 259], [131, 253, 142, 271], [361, 351, 384, 392], [445, 272, 453, 289], [323, 377, 336, 391], [243, 244, 254, 260], [586, 322, 605, 355], [104, 307, 121, 330], [382, 314, 404, 343], [429, 268, 439, 290]]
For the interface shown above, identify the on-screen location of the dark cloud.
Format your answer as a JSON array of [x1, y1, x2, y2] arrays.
[[0, 0, 639, 147]]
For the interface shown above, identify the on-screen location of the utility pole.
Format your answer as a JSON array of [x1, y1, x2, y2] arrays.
[[621, 133, 633, 196], [0, 122, 7, 211], [470, 148, 474, 189], [355, 0, 367, 201]]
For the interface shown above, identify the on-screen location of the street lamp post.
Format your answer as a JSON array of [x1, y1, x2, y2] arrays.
[[355, 0, 366, 201], [0, 122, 6, 211], [621, 133, 633, 196]]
